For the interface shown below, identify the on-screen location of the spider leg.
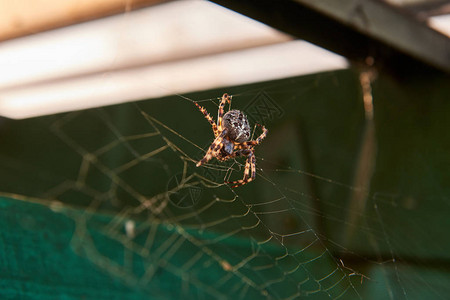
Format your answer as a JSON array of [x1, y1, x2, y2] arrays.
[[194, 101, 218, 137], [237, 124, 268, 149], [196, 130, 227, 167], [217, 93, 232, 132], [217, 148, 246, 161], [226, 149, 256, 188]]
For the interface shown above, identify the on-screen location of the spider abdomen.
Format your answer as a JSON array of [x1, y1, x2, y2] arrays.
[[222, 110, 250, 143]]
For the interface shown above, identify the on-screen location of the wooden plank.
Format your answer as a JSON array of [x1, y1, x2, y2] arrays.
[[0, 0, 171, 41], [210, 0, 450, 73], [294, 0, 450, 72]]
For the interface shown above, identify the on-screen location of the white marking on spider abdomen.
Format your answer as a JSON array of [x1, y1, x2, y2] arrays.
[[222, 110, 250, 143]]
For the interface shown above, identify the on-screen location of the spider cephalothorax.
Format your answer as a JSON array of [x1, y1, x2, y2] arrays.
[[194, 93, 268, 187]]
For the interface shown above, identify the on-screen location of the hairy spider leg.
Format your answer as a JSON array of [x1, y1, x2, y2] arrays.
[[227, 149, 256, 188], [237, 124, 268, 149], [217, 93, 232, 132], [196, 130, 228, 167], [194, 101, 218, 137], [217, 148, 247, 161]]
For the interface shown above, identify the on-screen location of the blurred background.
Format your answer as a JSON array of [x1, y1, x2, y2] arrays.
[[0, 0, 449, 299]]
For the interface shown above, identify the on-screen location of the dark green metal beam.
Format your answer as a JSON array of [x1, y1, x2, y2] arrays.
[[209, 0, 450, 75]]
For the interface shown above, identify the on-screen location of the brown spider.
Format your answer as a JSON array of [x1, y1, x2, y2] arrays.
[[194, 93, 268, 188]]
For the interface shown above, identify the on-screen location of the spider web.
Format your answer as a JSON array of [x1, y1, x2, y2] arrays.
[[1, 70, 449, 300]]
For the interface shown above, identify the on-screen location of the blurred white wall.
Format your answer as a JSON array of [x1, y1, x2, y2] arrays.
[[0, 0, 349, 119]]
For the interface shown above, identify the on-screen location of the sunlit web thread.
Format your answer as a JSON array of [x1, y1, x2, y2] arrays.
[[242, 156, 365, 294], [139, 105, 364, 298], [74, 217, 232, 298], [373, 200, 408, 298], [240, 118, 400, 296], [226, 195, 355, 298], [141, 109, 362, 298], [272, 167, 365, 192], [248, 170, 379, 290], [44, 90, 370, 299], [246, 158, 377, 232], [229, 183, 362, 299], [49, 109, 205, 216]]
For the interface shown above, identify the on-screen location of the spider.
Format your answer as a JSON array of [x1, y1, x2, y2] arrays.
[[194, 93, 268, 188]]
